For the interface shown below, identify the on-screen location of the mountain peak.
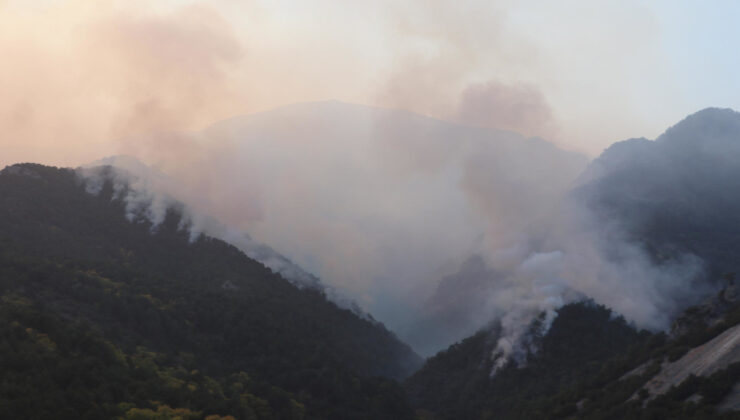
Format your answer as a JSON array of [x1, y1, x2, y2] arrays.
[[657, 107, 740, 152]]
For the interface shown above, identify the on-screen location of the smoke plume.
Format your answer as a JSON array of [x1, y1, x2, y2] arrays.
[[1, 1, 727, 362], [74, 101, 716, 362]]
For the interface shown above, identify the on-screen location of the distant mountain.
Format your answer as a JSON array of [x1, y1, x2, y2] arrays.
[[0, 163, 421, 419], [574, 107, 740, 277]]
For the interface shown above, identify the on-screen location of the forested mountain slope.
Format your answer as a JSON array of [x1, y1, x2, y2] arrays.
[[406, 295, 740, 419], [0, 163, 421, 419], [405, 108, 740, 419]]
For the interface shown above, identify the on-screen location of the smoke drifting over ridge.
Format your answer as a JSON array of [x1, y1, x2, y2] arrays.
[[80, 155, 325, 289], [1, 1, 730, 361], [73, 101, 587, 355], [75, 102, 717, 361]]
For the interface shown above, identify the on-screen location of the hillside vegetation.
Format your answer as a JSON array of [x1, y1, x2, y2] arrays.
[[0, 163, 421, 419]]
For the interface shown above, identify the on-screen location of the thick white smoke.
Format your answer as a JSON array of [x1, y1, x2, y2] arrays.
[[478, 197, 706, 373]]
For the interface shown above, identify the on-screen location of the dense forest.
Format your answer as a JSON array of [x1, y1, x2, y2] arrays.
[[1, 163, 739, 419], [0, 164, 420, 419], [406, 297, 740, 419]]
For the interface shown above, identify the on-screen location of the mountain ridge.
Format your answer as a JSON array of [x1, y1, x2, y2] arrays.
[[405, 107, 740, 419], [0, 162, 421, 419]]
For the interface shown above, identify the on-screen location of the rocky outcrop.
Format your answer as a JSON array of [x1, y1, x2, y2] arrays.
[[643, 323, 740, 398]]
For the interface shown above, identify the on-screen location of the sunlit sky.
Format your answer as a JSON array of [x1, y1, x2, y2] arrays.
[[1, 0, 739, 167]]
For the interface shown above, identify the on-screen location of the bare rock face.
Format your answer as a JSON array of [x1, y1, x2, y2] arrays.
[[643, 323, 740, 398]]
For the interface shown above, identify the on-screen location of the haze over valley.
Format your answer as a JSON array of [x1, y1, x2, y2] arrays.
[[2, 1, 740, 419]]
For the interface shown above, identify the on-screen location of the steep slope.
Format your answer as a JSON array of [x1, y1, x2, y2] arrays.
[[406, 108, 740, 419], [575, 107, 740, 277], [405, 302, 646, 419], [407, 294, 740, 419], [0, 163, 421, 419], [84, 155, 327, 293]]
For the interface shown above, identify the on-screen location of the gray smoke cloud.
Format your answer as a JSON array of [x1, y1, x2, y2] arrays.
[[413, 188, 706, 362], [1, 1, 730, 368], [76, 101, 589, 354], [455, 81, 557, 139], [479, 197, 706, 373], [439, 109, 740, 368], [75, 103, 720, 364]]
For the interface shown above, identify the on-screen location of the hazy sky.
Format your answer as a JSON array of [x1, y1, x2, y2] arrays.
[[2, 0, 739, 168]]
